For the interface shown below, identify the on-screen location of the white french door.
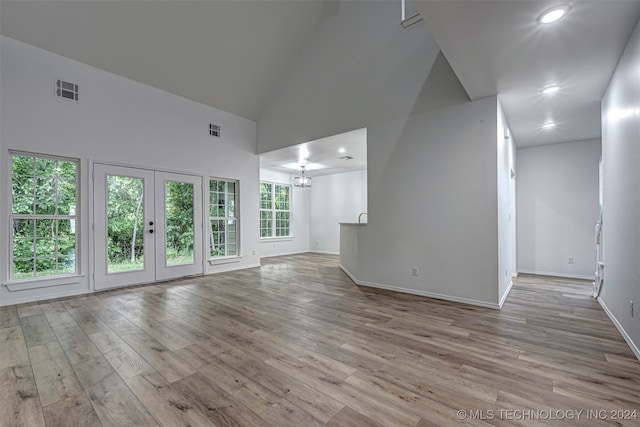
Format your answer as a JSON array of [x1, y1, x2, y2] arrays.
[[94, 164, 203, 290], [154, 172, 203, 281]]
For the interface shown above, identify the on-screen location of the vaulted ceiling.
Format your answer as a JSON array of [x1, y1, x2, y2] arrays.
[[0, 0, 338, 121], [2, 0, 639, 150]]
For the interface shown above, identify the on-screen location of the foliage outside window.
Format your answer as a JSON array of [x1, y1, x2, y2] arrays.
[[260, 181, 291, 238], [10, 153, 78, 279], [106, 175, 145, 272], [165, 181, 196, 265], [210, 179, 238, 257]]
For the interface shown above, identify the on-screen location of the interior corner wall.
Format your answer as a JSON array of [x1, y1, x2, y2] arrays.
[[516, 139, 601, 280], [600, 18, 640, 358], [357, 96, 500, 307], [259, 169, 310, 257], [0, 36, 260, 306], [310, 170, 368, 254], [497, 100, 516, 304]]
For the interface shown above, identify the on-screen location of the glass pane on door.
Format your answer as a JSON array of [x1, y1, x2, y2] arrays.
[[106, 175, 145, 273], [164, 181, 195, 266]]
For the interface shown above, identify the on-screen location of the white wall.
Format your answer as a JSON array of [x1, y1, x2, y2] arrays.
[[356, 96, 501, 307], [0, 36, 260, 306], [497, 100, 516, 305], [516, 139, 600, 279], [258, 169, 310, 257], [257, 0, 468, 154], [600, 18, 640, 359], [310, 170, 368, 254], [256, 0, 505, 308]]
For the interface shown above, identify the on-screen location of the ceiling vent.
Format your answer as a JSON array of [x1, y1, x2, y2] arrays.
[[340, 155, 354, 160], [55, 78, 78, 102], [209, 123, 221, 138]]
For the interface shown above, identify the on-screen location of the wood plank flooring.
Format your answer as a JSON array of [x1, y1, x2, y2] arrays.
[[1, 253, 639, 426]]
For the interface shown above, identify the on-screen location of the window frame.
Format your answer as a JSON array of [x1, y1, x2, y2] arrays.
[[208, 177, 240, 260], [259, 180, 292, 239], [8, 151, 81, 282]]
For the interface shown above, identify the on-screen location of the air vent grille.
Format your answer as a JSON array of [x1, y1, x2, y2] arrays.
[[56, 78, 78, 101], [209, 123, 221, 138]]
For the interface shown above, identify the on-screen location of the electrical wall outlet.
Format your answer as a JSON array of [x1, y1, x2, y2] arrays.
[[412, 267, 419, 276], [568, 257, 574, 264]]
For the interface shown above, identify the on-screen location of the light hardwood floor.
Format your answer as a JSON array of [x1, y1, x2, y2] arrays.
[[1, 253, 639, 426]]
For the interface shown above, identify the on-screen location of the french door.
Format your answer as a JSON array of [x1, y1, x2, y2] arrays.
[[93, 164, 203, 290]]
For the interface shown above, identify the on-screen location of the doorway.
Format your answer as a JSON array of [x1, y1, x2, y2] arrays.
[[93, 164, 203, 290]]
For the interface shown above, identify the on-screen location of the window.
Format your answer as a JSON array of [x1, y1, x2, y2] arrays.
[[260, 181, 291, 238], [209, 178, 238, 257], [10, 153, 79, 280]]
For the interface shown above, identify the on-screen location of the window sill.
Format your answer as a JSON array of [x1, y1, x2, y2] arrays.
[[3, 274, 84, 291], [260, 237, 294, 242], [208, 256, 242, 266]]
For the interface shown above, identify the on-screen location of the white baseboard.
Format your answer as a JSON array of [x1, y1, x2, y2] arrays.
[[518, 269, 594, 281], [1, 263, 263, 308], [0, 288, 89, 307], [339, 265, 499, 309], [339, 264, 358, 284], [499, 280, 513, 308], [597, 297, 640, 361], [207, 262, 261, 274], [310, 250, 339, 255], [260, 250, 309, 259]]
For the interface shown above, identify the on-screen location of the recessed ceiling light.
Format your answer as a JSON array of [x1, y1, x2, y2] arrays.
[[542, 121, 557, 129], [539, 5, 569, 24], [338, 147, 346, 154], [542, 85, 560, 94]]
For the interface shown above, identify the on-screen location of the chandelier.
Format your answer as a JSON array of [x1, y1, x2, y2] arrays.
[[294, 165, 312, 188]]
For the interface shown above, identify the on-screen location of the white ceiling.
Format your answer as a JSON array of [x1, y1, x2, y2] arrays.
[[2, 0, 639, 152], [259, 128, 367, 177], [416, 0, 640, 148], [0, 0, 336, 121]]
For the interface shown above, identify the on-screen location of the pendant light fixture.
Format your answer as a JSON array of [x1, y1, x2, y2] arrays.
[[294, 165, 312, 188]]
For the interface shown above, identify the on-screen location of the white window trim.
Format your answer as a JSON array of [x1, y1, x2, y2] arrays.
[[260, 237, 294, 242], [208, 177, 239, 260], [259, 181, 292, 239], [208, 255, 243, 266], [8, 151, 81, 284], [3, 274, 84, 291]]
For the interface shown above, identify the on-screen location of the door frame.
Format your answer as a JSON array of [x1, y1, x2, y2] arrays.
[[89, 160, 207, 292], [154, 171, 204, 281]]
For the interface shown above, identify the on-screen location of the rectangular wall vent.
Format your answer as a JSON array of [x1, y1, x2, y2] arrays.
[[209, 123, 221, 138], [56, 78, 78, 101]]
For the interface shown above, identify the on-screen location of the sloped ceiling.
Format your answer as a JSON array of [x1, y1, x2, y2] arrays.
[[4, 0, 637, 150], [416, 0, 640, 147], [0, 0, 338, 121]]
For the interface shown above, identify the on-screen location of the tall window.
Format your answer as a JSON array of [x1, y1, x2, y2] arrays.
[[10, 153, 79, 279], [209, 178, 238, 257], [260, 181, 291, 238]]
